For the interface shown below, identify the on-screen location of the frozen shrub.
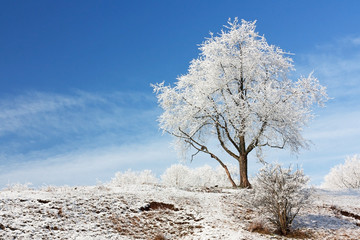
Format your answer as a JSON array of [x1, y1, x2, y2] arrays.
[[213, 165, 239, 187], [40, 185, 57, 192], [4, 182, 33, 191], [161, 164, 237, 188], [161, 164, 192, 188], [322, 154, 360, 190], [109, 164, 238, 188], [190, 165, 233, 187], [110, 169, 158, 186], [249, 164, 310, 235]]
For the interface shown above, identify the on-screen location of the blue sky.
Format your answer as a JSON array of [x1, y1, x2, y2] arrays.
[[1, 0, 360, 187]]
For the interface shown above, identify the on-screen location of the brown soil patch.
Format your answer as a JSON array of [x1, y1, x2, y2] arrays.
[[140, 201, 179, 211]]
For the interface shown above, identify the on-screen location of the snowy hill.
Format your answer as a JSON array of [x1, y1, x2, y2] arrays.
[[0, 184, 359, 239]]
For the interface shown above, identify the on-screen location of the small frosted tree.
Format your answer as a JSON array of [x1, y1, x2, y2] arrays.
[[161, 164, 191, 188], [110, 170, 158, 186], [153, 18, 327, 188], [322, 154, 360, 189]]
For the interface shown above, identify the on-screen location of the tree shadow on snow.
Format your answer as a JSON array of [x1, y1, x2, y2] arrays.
[[293, 214, 356, 230]]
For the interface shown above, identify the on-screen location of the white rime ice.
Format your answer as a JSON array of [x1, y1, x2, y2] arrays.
[[322, 154, 360, 190]]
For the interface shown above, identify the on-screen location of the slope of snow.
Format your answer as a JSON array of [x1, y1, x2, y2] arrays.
[[0, 184, 359, 239]]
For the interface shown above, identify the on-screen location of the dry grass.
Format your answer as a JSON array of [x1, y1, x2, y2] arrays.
[[109, 200, 202, 239], [247, 220, 272, 235], [248, 220, 313, 239], [284, 229, 314, 239]]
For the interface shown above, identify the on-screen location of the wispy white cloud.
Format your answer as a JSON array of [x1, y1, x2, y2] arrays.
[[338, 36, 360, 47], [305, 109, 360, 141], [0, 92, 83, 135], [0, 90, 168, 187], [298, 36, 360, 98], [0, 91, 158, 136], [0, 90, 159, 153], [315, 35, 360, 49]]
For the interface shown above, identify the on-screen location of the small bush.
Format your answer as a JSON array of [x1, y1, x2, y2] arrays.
[[161, 164, 192, 188], [322, 154, 360, 190], [4, 182, 33, 191], [110, 169, 158, 186], [249, 164, 310, 235], [160, 164, 237, 188]]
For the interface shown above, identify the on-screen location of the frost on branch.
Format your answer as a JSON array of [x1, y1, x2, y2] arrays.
[[247, 164, 310, 235], [152, 18, 328, 188], [322, 154, 360, 190]]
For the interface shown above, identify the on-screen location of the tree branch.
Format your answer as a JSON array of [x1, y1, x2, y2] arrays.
[[215, 121, 239, 160], [246, 121, 267, 154]]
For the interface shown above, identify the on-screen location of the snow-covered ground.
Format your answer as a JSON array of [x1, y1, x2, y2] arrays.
[[0, 184, 359, 239]]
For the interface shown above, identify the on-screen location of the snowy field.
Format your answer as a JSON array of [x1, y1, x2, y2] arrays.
[[1, 183, 359, 239]]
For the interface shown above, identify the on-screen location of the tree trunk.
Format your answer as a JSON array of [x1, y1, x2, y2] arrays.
[[239, 154, 251, 188], [279, 209, 288, 235]]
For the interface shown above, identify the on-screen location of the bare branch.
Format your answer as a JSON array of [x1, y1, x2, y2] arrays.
[[246, 121, 267, 154], [215, 122, 239, 160], [190, 149, 201, 162]]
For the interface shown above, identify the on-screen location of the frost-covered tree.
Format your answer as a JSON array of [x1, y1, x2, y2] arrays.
[[153, 18, 327, 188], [322, 154, 360, 189]]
